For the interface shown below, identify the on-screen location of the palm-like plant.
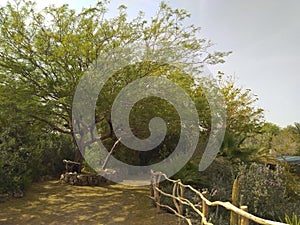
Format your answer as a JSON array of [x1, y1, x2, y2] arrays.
[[283, 213, 300, 225]]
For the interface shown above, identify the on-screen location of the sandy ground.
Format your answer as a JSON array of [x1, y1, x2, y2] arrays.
[[0, 180, 179, 225]]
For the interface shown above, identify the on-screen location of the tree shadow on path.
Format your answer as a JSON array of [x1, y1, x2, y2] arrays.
[[0, 180, 178, 225]]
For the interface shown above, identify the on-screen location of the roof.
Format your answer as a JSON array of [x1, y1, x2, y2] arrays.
[[277, 156, 300, 164]]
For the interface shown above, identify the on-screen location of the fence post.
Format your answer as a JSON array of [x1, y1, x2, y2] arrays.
[[150, 172, 155, 203], [179, 184, 184, 216], [230, 178, 239, 225], [239, 206, 249, 225], [201, 191, 208, 225], [154, 173, 161, 210]]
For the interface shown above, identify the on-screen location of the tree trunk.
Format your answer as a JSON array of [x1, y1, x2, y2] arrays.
[[102, 138, 121, 170], [72, 131, 85, 164], [74, 147, 84, 164]]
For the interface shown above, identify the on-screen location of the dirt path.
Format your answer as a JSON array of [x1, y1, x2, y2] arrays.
[[0, 180, 177, 225]]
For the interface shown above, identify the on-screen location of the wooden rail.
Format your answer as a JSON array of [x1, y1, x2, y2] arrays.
[[150, 170, 288, 225]]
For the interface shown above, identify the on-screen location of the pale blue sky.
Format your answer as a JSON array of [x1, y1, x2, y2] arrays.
[[1, 0, 299, 127]]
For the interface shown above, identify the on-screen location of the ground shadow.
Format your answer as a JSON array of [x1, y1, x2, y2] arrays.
[[0, 180, 178, 225]]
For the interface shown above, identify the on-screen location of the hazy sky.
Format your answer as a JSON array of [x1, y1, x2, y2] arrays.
[[1, 0, 299, 127]]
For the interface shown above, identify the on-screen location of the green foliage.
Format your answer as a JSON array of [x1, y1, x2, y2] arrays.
[[0, 83, 75, 194], [244, 121, 300, 158], [0, 0, 230, 168], [272, 128, 300, 156], [1, 0, 273, 201], [217, 73, 264, 138], [0, 147, 31, 193], [215, 74, 265, 162], [283, 213, 300, 225], [0, 117, 75, 194], [172, 161, 205, 186]]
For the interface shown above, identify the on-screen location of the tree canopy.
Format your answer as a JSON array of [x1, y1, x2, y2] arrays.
[[0, 0, 230, 163], [0, 0, 269, 193]]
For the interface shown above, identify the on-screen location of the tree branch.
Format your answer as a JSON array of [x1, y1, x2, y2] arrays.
[[29, 114, 71, 134]]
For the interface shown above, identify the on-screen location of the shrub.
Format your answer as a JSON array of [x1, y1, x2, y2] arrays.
[[237, 162, 300, 220], [283, 213, 300, 225], [0, 130, 74, 196]]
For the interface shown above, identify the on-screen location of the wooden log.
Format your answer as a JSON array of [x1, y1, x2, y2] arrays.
[[230, 178, 239, 225], [201, 191, 208, 225], [155, 174, 161, 210], [101, 138, 121, 170], [151, 172, 161, 211], [150, 171, 288, 225], [179, 184, 184, 216], [240, 206, 249, 225], [150, 173, 154, 199], [173, 183, 180, 214]]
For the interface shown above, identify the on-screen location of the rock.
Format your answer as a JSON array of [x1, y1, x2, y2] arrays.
[[13, 191, 24, 198], [59, 168, 127, 186]]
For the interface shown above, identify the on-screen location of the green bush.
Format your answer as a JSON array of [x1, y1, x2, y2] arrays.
[[0, 125, 74, 195], [237, 163, 300, 220]]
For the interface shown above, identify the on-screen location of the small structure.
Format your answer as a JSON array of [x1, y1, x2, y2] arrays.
[[277, 155, 300, 174], [277, 155, 300, 164], [63, 159, 81, 173], [60, 172, 114, 186], [60, 159, 125, 186]]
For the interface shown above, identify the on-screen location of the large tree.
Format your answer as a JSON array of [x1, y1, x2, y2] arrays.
[[0, 1, 229, 163]]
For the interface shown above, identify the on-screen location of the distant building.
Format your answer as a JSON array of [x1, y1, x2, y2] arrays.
[[277, 156, 300, 164], [277, 155, 300, 174]]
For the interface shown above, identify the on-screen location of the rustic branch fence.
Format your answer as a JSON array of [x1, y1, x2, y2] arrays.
[[150, 170, 288, 225]]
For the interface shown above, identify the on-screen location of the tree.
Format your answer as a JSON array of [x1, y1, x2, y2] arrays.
[[216, 73, 265, 160], [0, 82, 75, 193], [0, 0, 230, 166], [242, 122, 280, 150], [271, 125, 300, 156]]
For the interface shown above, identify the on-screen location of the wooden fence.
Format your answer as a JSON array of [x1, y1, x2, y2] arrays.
[[150, 170, 288, 225]]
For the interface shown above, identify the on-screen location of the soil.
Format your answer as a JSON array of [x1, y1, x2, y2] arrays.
[[0, 180, 178, 225]]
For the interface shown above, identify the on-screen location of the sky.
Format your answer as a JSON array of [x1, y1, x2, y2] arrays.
[[1, 0, 299, 127]]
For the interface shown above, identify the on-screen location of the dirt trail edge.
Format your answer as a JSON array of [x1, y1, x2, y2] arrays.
[[0, 180, 178, 225]]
